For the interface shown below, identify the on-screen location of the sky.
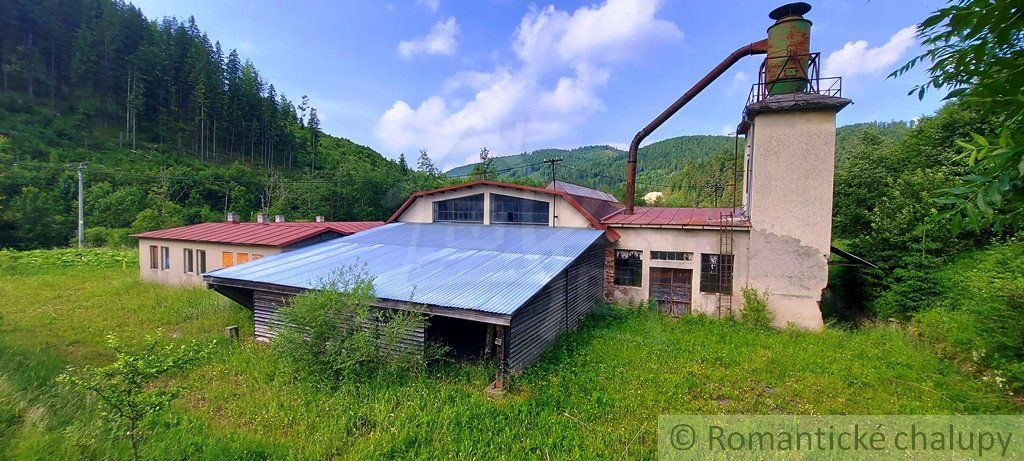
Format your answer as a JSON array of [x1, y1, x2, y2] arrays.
[[128, 0, 946, 171]]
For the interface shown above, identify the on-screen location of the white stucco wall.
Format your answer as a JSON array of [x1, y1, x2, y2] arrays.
[[605, 226, 750, 316], [395, 185, 593, 228], [137, 238, 282, 286], [743, 109, 839, 329]]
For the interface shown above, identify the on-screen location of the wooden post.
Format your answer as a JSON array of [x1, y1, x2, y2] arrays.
[[224, 325, 239, 339], [483, 324, 495, 358], [494, 325, 506, 389]]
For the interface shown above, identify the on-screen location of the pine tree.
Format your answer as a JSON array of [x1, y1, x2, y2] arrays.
[[398, 153, 409, 173], [307, 107, 320, 170], [417, 148, 438, 176]]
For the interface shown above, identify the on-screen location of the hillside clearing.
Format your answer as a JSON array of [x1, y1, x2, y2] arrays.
[[0, 250, 1018, 459]]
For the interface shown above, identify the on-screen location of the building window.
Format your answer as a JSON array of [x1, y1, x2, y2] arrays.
[[195, 249, 207, 273], [490, 194, 550, 225], [433, 194, 484, 223], [149, 245, 159, 269], [160, 246, 170, 270], [614, 250, 643, 287], [237, 252, 249, 264], [222, 251, 234, 268], [700, 253, 734, 293], [252, 254, 263, 260], [183, 248, 194, 273], [651, 251, 693, 261]]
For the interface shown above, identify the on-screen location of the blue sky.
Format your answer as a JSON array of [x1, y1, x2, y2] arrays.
[[129, 0, 945, 171]]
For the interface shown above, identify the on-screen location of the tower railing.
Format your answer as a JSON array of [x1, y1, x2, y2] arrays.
[[746, 52, 842, 106]]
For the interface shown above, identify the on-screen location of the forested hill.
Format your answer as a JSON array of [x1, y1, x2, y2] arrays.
[[445, 135, 736, 200], [0, 0, 440, 250], [446, 124, 913, 207]]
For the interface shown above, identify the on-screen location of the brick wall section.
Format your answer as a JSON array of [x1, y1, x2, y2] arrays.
[[603, 248, 616, 299]]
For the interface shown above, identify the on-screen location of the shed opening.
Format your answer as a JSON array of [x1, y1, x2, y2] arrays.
[[426, 316, 496, 361]]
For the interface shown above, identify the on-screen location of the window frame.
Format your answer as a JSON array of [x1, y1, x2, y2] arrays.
[[432, 193, 485, 223], [613, 249, 643, 287], [183, 248, 194, 274], [195, 249, 207, 273], [159, 246, 170, 270], [700, 253, 734, 293], [222, 251, 235, 268], [651, 250, 693, 262], [489, 193, 550, 225], [149, 245, 159, 270]]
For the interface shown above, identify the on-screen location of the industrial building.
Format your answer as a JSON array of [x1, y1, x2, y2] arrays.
[[133, 214, 383, 286], [204, 2, 853, 383]]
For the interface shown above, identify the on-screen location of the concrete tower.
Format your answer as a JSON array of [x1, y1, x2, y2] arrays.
[[740, 3, 851, 329]]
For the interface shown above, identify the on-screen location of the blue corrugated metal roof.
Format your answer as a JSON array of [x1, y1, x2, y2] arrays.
[[206, 222, 604, 315]]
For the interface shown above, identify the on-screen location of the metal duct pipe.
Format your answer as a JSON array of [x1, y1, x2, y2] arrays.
[[624, 39, 769, 213]]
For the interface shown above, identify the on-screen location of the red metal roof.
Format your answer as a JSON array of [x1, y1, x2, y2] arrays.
[[601, 207, 750, 228], [132, 221, 386, 247]]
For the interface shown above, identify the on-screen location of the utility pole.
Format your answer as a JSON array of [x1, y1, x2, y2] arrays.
[[543, 158, 562, 187], [543, 158, 562, 226], [76, 162, 87, 248]]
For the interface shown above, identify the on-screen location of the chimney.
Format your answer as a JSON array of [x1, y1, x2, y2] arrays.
[[274, 215, 286, 223], [256, 213, 269, 224], [226, 212, 240, 223], [315, 215, 325, 223]]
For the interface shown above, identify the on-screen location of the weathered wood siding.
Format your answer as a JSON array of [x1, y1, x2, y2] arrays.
[[252, 289, 425, 355], [254, 290, 292, 341], [507, 243, 605, 371]]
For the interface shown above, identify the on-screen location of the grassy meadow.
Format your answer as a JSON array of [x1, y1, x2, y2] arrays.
[[0, 249, 1020, 459]]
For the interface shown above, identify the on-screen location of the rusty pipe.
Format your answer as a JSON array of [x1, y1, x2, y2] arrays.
[[624, 39, 768, 214]]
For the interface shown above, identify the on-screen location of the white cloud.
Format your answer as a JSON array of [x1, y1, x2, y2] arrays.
[[378, 0, 682, 166], [417, 0, 440, 12], [720, 124, 734, 136], [824, 25, 918, 78], [398, 17, 459, 59], [727, 70, 749, 95]]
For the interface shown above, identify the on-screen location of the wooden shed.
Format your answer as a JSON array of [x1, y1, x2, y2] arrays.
[[204, 222, 608, 382]]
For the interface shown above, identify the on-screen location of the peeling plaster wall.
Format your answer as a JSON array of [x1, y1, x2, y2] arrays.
[[603, 226, 750, 316], [743, 109, 839, 329], [396, 185, 592, 228]]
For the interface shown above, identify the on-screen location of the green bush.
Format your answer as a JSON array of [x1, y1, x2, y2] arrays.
[[740, 287, 774, 330], [868, 257, 943, 319], [273, 265, 441, 384], [913, 243, 1024, 392], [84, 226, 110, 247], [0, 248, 136, 272], [59, 333, 212, 461]]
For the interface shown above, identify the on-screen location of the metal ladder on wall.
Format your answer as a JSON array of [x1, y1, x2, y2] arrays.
[[717, 211, 734, 318]]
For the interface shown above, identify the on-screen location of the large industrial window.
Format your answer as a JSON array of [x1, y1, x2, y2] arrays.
[[160, 246, 170, 270], [149, 245, 159, 269], [651, 250, 693, 261], [222, 251, 234, 268], [183, 248, 194, 273], [700, 253, 734, 293], [490, 194, 549, 225], [195, 249, 207, 273], [237, 252, 249, 264], [433, 194, 484, 223], [614, 250, 643, 287]]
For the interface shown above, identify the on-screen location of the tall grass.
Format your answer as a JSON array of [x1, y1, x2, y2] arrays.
[[0, 249, 1020, 459]]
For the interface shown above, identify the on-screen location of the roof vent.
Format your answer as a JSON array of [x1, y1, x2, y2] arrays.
[[315, 215, 325, 223], [226, 212, 240, 223], [257, 213, 270, 224], [274, 215, 286, 223]]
